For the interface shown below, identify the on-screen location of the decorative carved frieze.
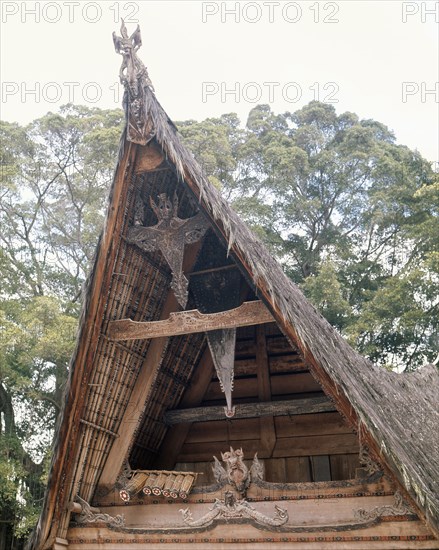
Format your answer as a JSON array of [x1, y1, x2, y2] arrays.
[[108, 300, 274, 341], [354, 491, 414, 521], [74, 496, 125, 528], [180, 491, 288, 529], [127, 193, 209, 308]]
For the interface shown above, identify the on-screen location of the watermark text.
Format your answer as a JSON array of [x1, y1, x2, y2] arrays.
[[202, 81, 339, 104], [402, 2, 438, 22], [402, 82, 439, 102], [1, 1, 139, 23], [202, 2, 339, 23], [1, 81, 122, 104]]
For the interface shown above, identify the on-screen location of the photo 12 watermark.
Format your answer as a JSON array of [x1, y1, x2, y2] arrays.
[[1, 1, 139, 24], [401, 2, 439, 22], [201, 1, 340, 24], [402, 82, 439, 103], [1, 80, 123, 105], [202, 81, 340, 104]]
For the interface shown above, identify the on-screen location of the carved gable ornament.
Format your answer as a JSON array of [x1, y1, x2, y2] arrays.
[[113, 20, 155, 144], [127, 192, 209, 308], [212, 447, 263, 496]]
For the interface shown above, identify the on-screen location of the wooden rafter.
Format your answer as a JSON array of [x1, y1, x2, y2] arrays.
[[98, 241, 203, 489], [108, 300, 274, 341], [164, 396, 336, 425]]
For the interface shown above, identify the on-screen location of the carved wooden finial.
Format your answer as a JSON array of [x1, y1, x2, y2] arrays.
[[113, 20, 152, 90], [112, 21, 155, 144]]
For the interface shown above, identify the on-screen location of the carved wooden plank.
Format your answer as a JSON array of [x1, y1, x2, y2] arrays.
[[108, 301, 274, 341], [164, 396, 335, 425]]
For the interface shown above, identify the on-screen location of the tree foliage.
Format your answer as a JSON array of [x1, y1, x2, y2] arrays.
[[0, 105, 124, 545], [178, 102, 438, 370], [0, 102, 437, 545]]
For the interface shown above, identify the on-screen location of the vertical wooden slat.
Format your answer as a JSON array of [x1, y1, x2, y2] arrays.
[[311, 455, 331, 481], [285, 456, 311, 482]]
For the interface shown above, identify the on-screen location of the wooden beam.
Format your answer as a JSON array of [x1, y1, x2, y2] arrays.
[[164, 396, 336, 425], [108, 300, 273, 341]]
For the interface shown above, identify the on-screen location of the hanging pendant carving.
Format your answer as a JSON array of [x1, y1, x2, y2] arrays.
[[207, 329, 236, 417], [127, 193, 209, 308], [180, 491, 288, 529], [190, 269, 242, 417]]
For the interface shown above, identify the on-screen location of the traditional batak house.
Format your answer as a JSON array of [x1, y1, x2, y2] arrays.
[[28, 23, 439, 550]]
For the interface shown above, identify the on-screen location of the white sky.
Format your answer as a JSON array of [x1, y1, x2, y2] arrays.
[[1, 0, 438, 163]]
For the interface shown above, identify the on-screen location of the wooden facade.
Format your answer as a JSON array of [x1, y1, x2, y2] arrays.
[[28, 23, 439, 550]]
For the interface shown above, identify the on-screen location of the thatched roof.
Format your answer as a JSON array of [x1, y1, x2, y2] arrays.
[[29, 30, 438, 549]]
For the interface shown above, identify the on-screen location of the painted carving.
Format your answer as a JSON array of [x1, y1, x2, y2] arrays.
[[222, 447, 249, 494], [249, 452, 264, 482], [212, 448, 263, 495], [113, 21, 154, 144], [354, 491, 413, 521], [127, 193, 209, 308], [75, 496, 125, 527], [180, 491, 288, 529]]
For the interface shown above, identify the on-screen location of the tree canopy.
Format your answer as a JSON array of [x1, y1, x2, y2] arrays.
[[0, 102, 437, 545]]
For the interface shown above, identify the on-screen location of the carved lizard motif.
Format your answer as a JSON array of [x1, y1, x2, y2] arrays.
[[354, 491, 413, 521], [75, 496, 125, 528]]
